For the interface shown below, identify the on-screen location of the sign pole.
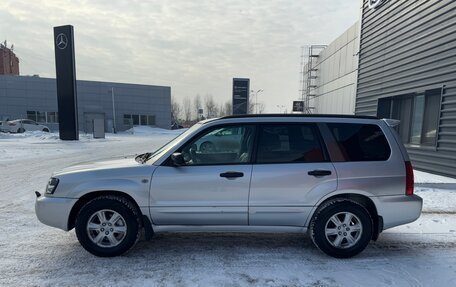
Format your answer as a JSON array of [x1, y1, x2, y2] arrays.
[[54, 25, 79, 140]]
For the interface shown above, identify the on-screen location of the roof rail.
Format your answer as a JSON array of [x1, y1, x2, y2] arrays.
[[221, 114, 379, 120]]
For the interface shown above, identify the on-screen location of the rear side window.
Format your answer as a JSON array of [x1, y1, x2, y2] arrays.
[[256, 124, 326, 163], [327, 123, 391, 161]]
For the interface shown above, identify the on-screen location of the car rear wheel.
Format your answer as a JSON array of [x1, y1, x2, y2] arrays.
[[17, 127, 25, 133], [310, 199, 373, 258], [42, 128, 50, 132], [75, 195, 141, 257]]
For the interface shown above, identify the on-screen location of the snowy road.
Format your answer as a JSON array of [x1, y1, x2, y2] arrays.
[[0, 131, 455, 286]]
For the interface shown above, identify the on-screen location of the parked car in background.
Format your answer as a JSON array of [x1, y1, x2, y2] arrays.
[[35, 114, 422, 258], [2, 119, 50, 133]]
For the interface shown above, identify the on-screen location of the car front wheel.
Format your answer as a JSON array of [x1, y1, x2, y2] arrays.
[[75, 195, 141, 257], [310, 199, 373, 258]]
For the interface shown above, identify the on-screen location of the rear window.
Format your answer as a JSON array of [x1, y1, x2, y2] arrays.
[[327, 123, 391, 162]]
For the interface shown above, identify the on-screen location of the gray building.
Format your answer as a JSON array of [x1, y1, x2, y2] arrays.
[[310, 22, 360, 114], [356, 0, 456, 177], [0, 75, 171, 132]]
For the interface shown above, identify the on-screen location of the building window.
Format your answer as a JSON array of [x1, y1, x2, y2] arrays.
[[123, 114, 132, 125], [410, 95, 424, 145], [36, 112, 46, 123], [132, 115, 139, 125], [27, 111, 37, 121], [140, 115, 147, 125], [47, 112, 59, 123], [421, 91, 441, 145], [147, 115, 156, 126], [124, 114, 156, 126], [377, 89, 442, 146], [26, 111, 58, 123]]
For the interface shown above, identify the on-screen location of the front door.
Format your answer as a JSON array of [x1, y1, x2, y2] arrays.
[[150, 124, 256, 225]]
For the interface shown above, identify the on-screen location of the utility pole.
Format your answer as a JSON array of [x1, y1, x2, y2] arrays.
[[250, 89, 264, 114], [111, 87, 117, 133]]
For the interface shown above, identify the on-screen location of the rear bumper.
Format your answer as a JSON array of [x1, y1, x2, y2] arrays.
[[374, 194, 423, 230], [35, 194, 77, 231]]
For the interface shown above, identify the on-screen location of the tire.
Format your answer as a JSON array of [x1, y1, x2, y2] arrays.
[[17, 128, 25, 133], [75, 195, 141, 257], [310, 199, 373, 258], [42, 128, 50, 132]]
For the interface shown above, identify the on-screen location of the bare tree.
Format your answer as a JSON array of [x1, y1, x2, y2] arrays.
[[171, 99, 182, 123], [219, 101, 232, 117], [204, 94, 218, 118], [182, 96, 192, 122], [247, 97, 266, 114], [248, 100, 255, 114], [257, 102, 266, 114]]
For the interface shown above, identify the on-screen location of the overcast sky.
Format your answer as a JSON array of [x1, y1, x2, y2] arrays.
[[0, 0, 360, 112]]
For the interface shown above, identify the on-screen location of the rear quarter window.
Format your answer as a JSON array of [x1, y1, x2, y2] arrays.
[[327, 123, 391, 162]]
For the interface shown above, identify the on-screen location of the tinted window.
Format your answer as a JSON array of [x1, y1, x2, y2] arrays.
[[256, 124, 326, 163], [327, 123, 391, 161], [180, 125, 255, 165]]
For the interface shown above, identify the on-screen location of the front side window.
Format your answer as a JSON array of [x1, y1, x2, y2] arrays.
[[256, 124, 326, 164], [327, 123, 391, 162], [180, 125, 255, 165]]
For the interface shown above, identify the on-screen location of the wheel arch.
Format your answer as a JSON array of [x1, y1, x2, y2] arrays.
[[67, 190, 143, 231], [309, 193, 382, 241]]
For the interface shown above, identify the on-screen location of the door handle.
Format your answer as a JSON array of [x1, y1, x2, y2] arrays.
[[308, 170, 332, 177], [220, 171, 244, 178]]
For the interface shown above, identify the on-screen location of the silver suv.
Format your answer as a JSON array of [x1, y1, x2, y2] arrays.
[[35, 115, 422, 258]]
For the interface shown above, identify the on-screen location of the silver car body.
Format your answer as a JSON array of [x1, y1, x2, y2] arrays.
[[36, 116, 422, 235]]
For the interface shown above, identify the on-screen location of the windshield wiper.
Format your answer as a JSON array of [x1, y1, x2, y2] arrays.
[[135, 152, 153, 164]]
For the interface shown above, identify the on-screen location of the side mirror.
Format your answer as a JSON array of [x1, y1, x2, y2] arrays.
[[171, 152, 185, 166]]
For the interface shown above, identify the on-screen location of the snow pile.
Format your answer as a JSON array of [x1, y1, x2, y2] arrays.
[[414, 169, 456, 184], [0, 130, 59, 140], [416, 187, 456, 213]]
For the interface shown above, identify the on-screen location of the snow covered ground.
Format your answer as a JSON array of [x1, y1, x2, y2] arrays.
[[0, 128, 455, 286]]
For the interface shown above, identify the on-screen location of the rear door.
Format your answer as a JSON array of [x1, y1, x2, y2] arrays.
[[248, 123, 337, 226]]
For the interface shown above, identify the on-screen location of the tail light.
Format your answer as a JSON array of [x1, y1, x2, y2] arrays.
[[405, 161, 414, 196], [8, 122, 16, 126]]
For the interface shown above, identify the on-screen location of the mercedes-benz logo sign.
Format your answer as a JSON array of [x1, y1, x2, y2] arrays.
[[56, 33, 68, 50], [368, 0, 386, 9]]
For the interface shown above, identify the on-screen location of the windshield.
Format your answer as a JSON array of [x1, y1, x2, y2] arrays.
[[146, 123, 202, 163]]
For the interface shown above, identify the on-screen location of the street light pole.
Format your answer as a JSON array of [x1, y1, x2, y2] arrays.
[[250, 89, 264, 114], [111, 87, 117, 133]]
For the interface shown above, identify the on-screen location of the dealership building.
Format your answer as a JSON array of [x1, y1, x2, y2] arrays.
[[0, 75, 171, 132], [305, 0, 456, 177]]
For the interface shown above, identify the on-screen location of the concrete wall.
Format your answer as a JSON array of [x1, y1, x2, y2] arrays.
[[0, 75, 171, 132], [310, 22, 359, 115]]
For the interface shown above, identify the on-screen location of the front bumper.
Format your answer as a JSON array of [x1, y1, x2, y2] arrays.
[[374, 194, 423, 230], [35, 194, 78, 231]]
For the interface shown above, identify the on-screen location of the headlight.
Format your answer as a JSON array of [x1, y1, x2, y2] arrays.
[[45, 177, 59, 194]]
